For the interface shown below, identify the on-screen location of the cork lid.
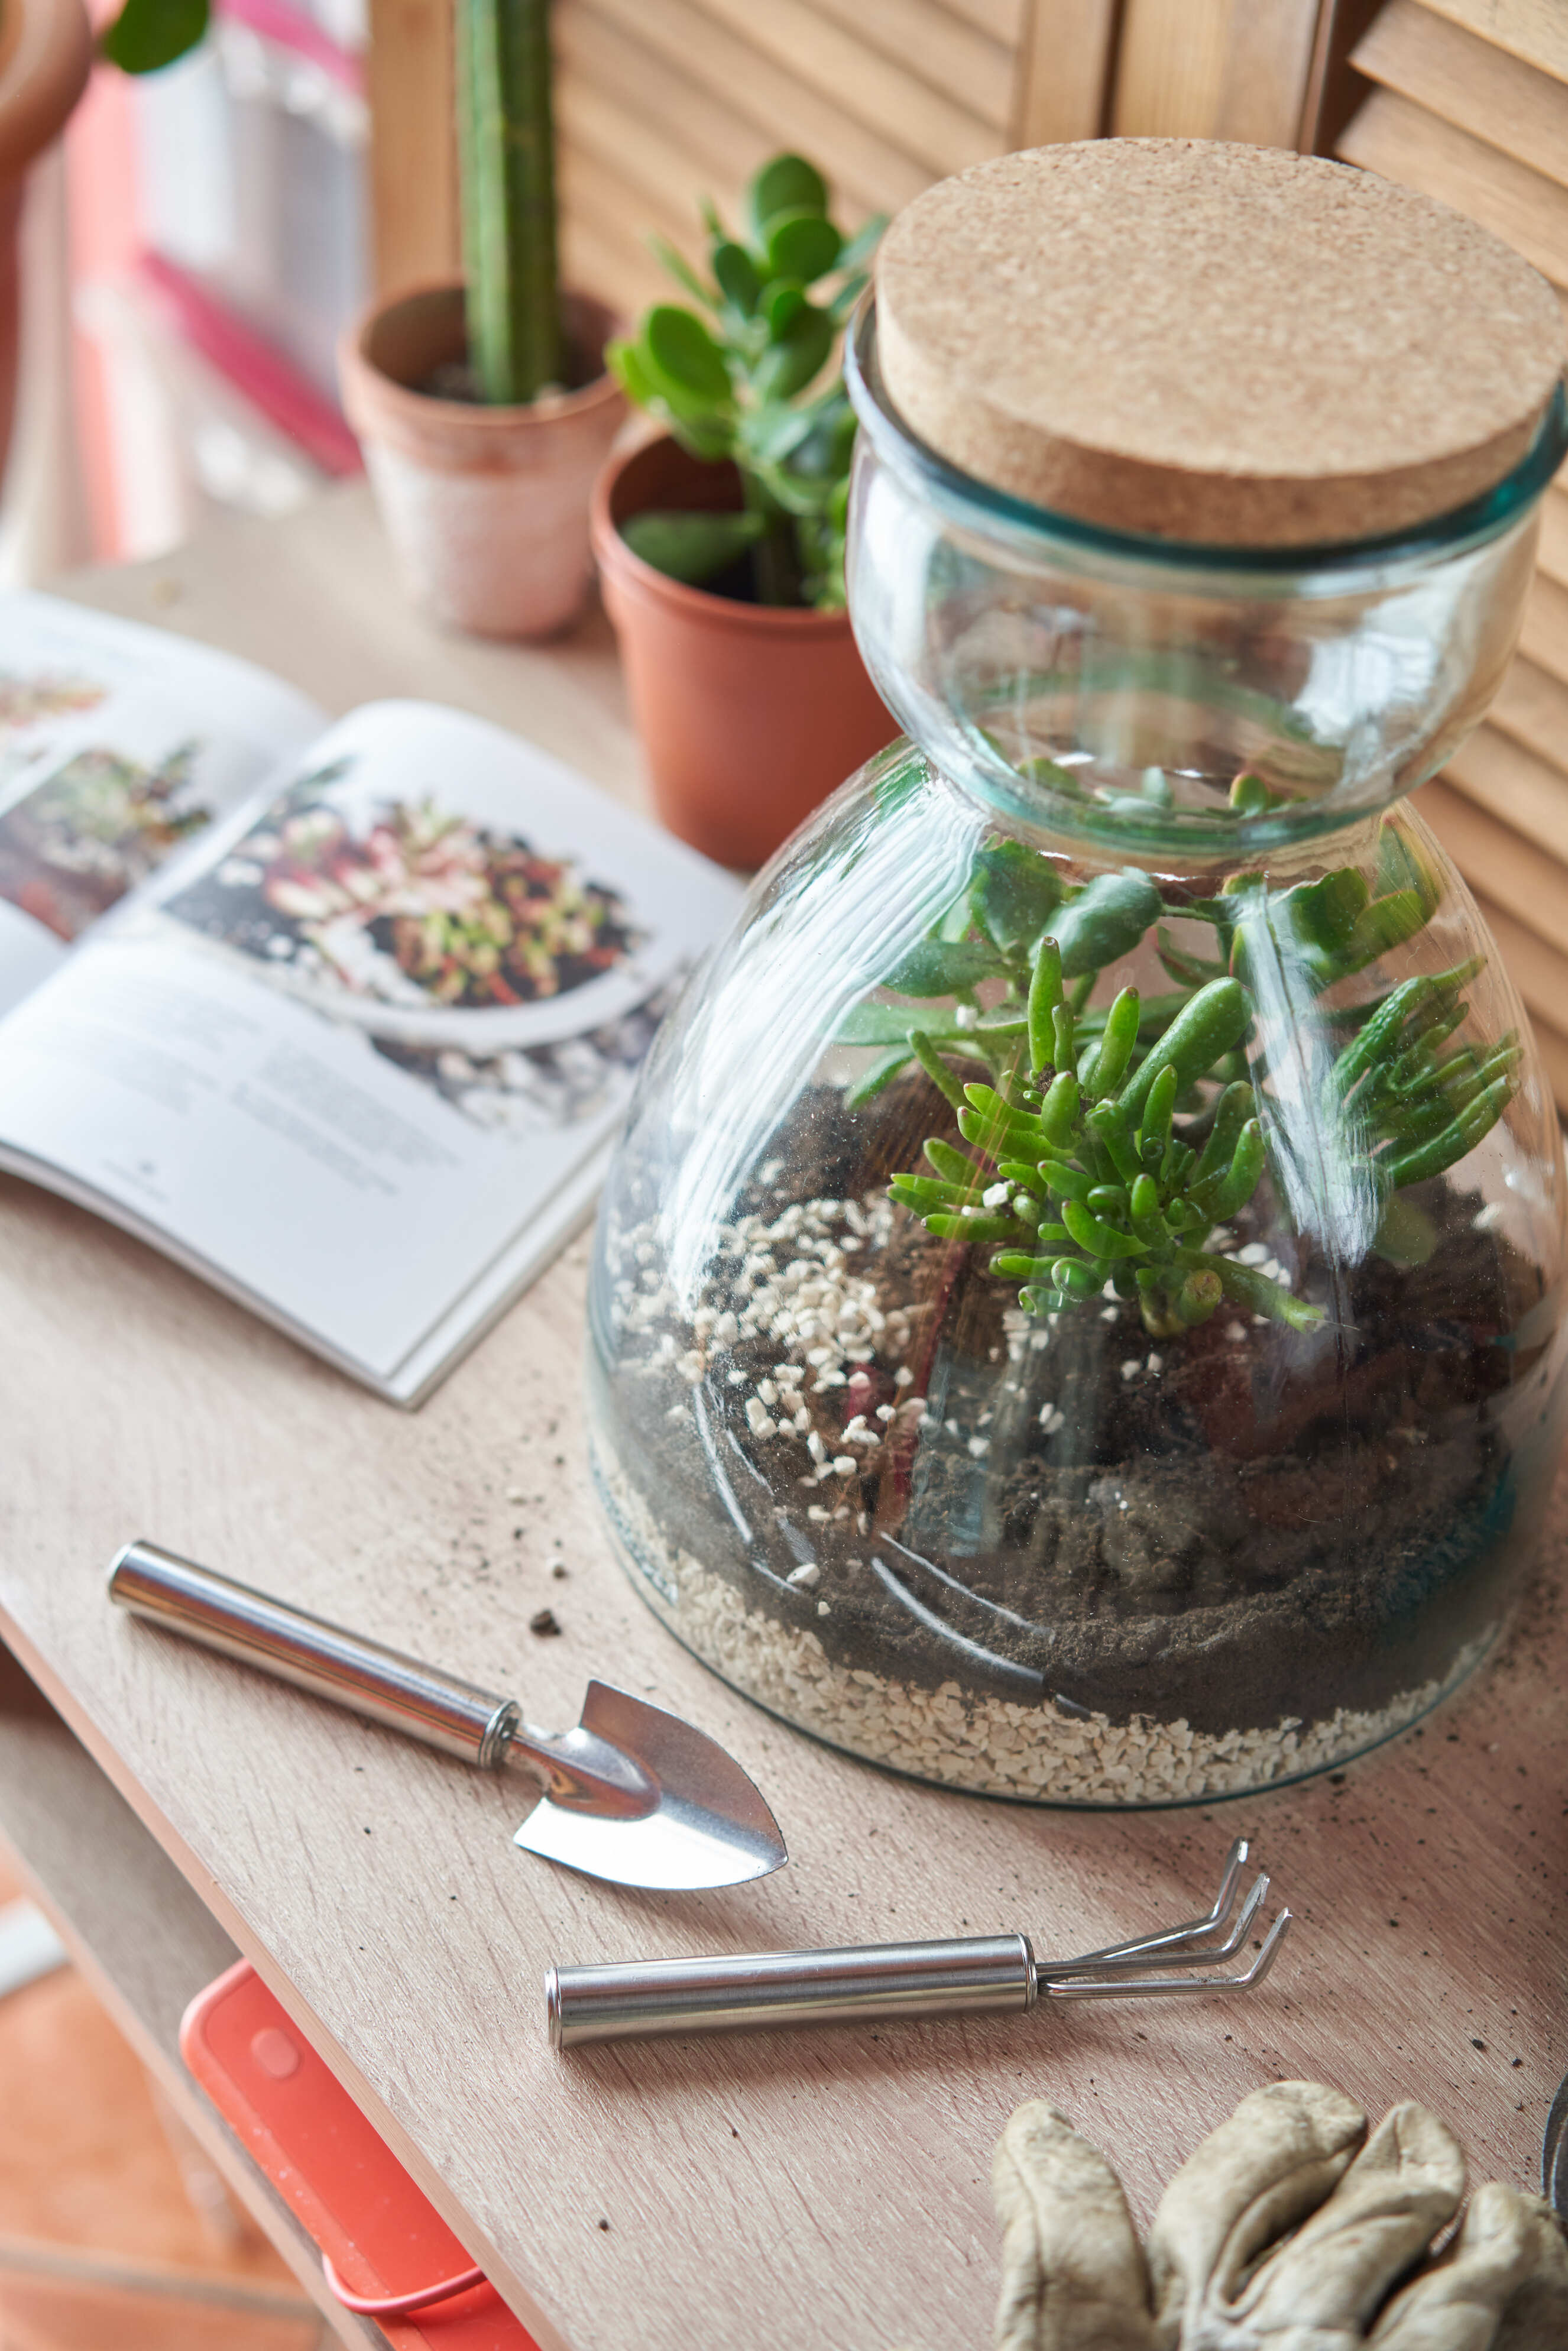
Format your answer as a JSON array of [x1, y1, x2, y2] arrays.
[[874, 140, 1566, 548]]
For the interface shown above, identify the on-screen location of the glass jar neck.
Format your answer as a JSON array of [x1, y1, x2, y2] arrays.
[[845, 303, 1568, 862]]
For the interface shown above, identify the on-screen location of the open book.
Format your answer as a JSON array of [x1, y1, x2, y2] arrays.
[[0, 594, 740, 1403]]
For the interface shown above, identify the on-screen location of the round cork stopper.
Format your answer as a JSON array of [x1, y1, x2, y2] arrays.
[[874, 140, 1566, 547]]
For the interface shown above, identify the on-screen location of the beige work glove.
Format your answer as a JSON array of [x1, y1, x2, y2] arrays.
[[992, 2084, 1568, 2351]]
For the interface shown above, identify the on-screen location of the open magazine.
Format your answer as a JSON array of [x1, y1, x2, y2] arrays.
[[0, 594, 741, 1403]]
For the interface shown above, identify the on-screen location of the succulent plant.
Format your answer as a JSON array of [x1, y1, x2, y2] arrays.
[[608, 156, 883, 608], [859, 822, 1519, 1339]]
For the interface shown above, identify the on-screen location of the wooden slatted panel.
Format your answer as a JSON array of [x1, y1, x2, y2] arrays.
[[549, 0, 1135, 326], [1337, 0, 1568, 1105], [1352, 0, 1568, 187], [1337, 85, 1568, 285], [1410, 0, 1568, 83], [1459, 892, 1568, 1102], [1110, 0, 1329, 148], [1444, 725, 1568, 867]]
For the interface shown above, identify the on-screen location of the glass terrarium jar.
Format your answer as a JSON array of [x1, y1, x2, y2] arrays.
[[587, 143, 1568, 1804]]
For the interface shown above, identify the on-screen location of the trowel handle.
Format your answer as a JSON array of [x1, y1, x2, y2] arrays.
[[108, 1540, 520, 1769]]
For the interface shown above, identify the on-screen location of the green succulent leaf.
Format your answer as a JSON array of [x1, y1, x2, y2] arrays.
[[765, 209, 843, 284], [643, 306, 734, 405], [1047, 870, 1164, 978], [747, 154, 829, 241], [711, 241, 762, 316], [618, 509, 764, 585], [884, 938, 1005, 997], [973, 838, 1064, 954], [754, 303, 835, 400]]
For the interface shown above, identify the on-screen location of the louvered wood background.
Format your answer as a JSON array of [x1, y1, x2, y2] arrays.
[[364, 0, 1568, 1104]]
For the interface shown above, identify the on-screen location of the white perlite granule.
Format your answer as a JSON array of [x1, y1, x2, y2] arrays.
[[594, 1442, 1490, 1805]]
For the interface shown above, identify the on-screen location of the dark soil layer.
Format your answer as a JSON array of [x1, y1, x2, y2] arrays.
[[600, 1076, 1563, 1738]]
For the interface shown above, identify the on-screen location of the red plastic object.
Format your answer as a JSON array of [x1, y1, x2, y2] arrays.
[[180, 1960, 539, 2348]]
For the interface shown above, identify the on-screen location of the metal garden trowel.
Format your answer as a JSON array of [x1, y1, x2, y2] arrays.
[[108, 1541, 786, 1892]]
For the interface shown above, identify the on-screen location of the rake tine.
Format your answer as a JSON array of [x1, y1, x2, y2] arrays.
[[1044, 1871, 1269, 1979], [1043, 1837, 1250, 1972], [1044, 1908, 1292, 2002]]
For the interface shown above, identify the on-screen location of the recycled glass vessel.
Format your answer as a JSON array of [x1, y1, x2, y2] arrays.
[[587, 142, 1568, 1803]]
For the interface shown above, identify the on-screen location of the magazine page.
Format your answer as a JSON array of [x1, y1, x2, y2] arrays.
[[0, 592, 325, 1015], [0, 701, 741, 1396]]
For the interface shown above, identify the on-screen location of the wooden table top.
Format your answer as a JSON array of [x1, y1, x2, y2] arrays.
[[2, 485, 1566, 2351]]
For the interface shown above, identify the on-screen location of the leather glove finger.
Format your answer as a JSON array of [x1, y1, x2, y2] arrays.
[[1492, 2191, 1568, 2351], [1222, 2103, 1467, 2350], [1146, 2081, 1366, 2343], [1368, 2182, 1566, 2350], [992, 2100, 1158, 2351]]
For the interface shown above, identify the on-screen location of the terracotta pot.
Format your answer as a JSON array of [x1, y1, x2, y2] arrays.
[[0, 0, 90, 477], [591, 434, 893, 868], [339, 283, 624, 641]]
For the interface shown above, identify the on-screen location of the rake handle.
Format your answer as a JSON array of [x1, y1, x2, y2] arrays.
[[546, 1934, 1038, 2048], [108, 1540, 519, 1769]]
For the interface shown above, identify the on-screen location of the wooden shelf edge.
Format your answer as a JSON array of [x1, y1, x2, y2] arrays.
[[0, 1680, 381, 2349], [0, 1607, 566, 2351]]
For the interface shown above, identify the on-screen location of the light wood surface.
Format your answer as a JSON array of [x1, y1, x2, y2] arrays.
[[0, 484, 1564, 2351], [0, 1659, 378, 2347]]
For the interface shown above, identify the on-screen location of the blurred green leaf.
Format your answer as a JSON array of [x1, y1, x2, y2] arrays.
[[764, 210, 842, 284], [100, 0, 207, 70], [620, 510, 764, 585], [762, 281, 807, 339], [712, 241, 761, 316], [647, 237, 712, 307], [747, 154, 828, 241], [754, 303, 834, 400], [644, 306, 733, 404]]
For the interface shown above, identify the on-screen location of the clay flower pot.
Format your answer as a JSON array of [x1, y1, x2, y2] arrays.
[[591, 434, 893, 869], [339, 283, 624, 641], [0, 0, 90, 476]]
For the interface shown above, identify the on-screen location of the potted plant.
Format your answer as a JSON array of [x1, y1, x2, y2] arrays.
[[592, 155, 893, 869], [103, 0, 621, 640]]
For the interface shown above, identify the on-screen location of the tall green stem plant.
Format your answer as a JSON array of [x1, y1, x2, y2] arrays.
[[455, 0, 563, 404]]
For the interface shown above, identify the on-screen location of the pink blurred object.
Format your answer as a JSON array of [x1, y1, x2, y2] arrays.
[[139, 250, 362, 477]]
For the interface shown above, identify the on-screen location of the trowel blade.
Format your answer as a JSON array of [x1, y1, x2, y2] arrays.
[[514, 1680, 787, 1891]]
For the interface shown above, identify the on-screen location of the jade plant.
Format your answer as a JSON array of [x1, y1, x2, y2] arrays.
[[852, 821, 1518, 1340], [102, 0, 563, 406], [608, 156, 883, 607]]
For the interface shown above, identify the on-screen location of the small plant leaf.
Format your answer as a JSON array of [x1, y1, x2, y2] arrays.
[[619, 510, 764, 585], [765, 209, 843, 284], [884, 938, 1006, 997], [972, 837, 1063, 953], [762, 281, 808, 339], [101, 0, 208, 70], [838, 214, 888, 271], [754, 303, 835, 400], [712, 241, 761, 316], [643, 306, 733, 404], [1047, 870, 1163, 977], [648, 236, 714, 306], [747, 154, 828, 242]]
